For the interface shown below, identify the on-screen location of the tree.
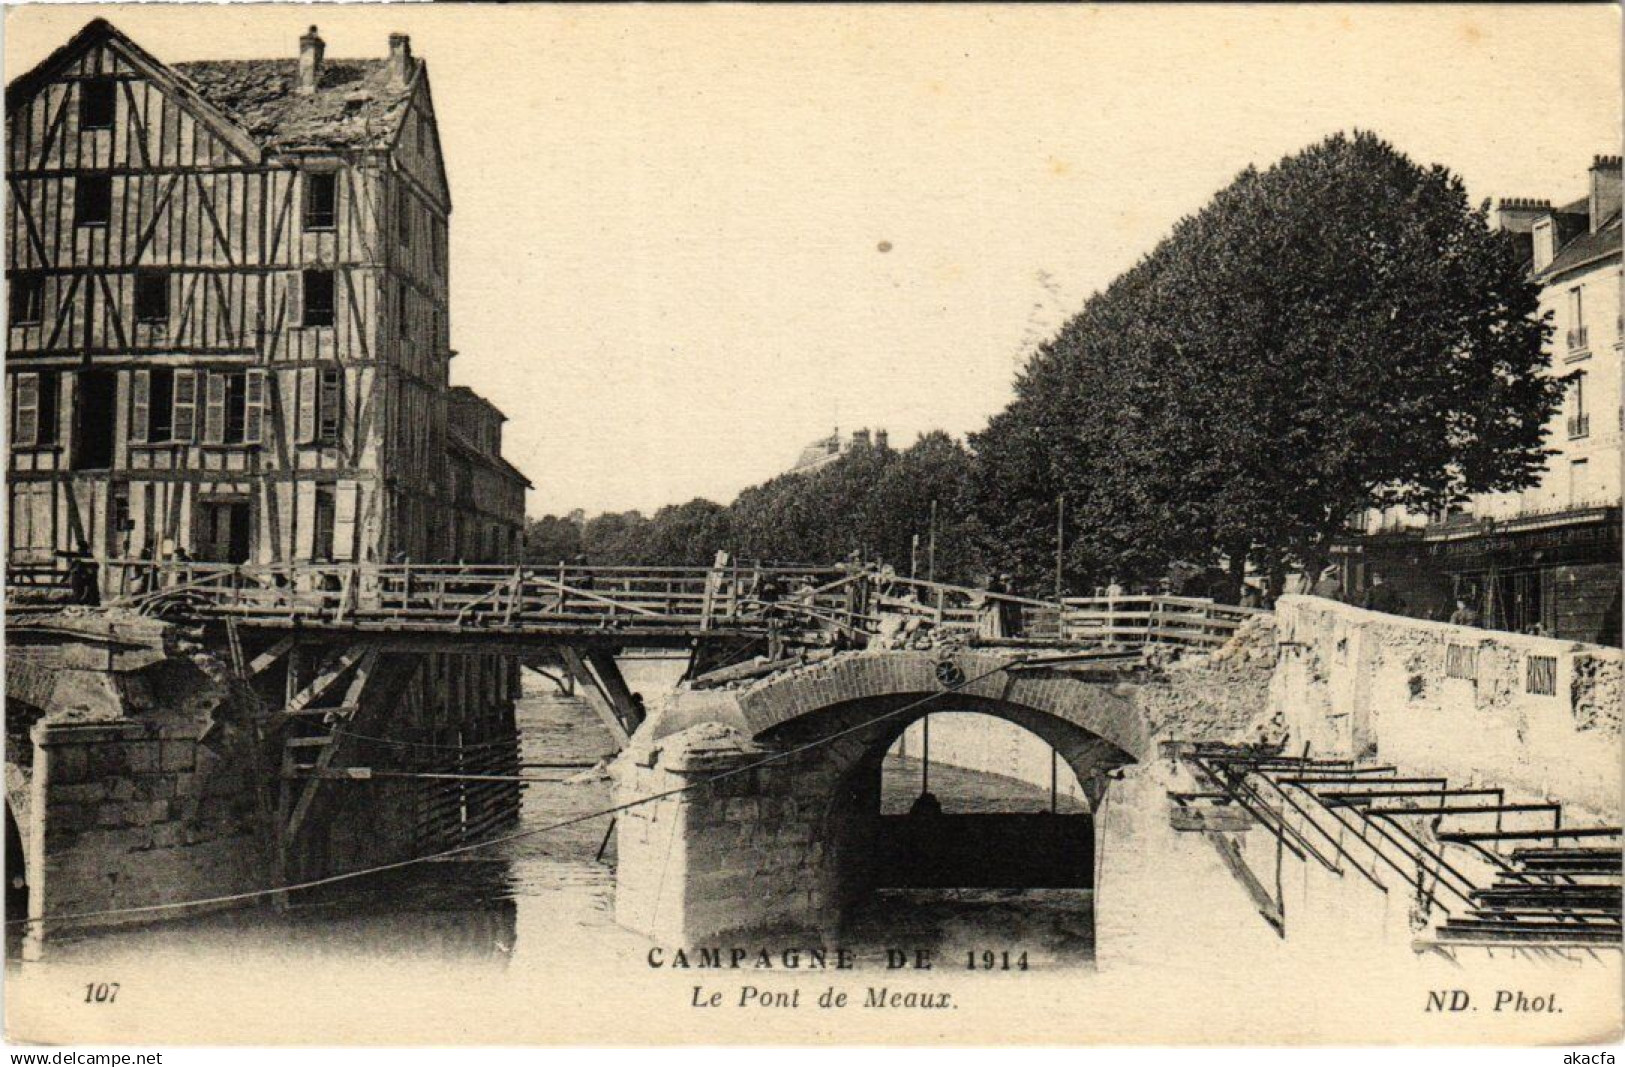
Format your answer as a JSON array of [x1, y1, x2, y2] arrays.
[[521, 513, 583, 565], [975, 131, 1561, 599]]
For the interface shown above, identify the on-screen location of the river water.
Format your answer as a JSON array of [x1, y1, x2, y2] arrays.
[[10, 666, 1093, 973]]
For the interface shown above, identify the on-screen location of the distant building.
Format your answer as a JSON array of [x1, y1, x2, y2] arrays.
[[446, 387, 531, 563], [1348, 155, 1621, 643], [787, 427, 888, 475]]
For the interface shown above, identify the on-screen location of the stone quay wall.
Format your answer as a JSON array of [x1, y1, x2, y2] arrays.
[[1270, 595, 1622, 819]]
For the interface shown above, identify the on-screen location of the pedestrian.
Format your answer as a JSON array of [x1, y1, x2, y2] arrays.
[[1310, 565, 1343, 602], [1360, 572, 1404, 615], [1448, 598, 1480, 628], [997, 572, 1023, 637], [67, 555, 101, 606]]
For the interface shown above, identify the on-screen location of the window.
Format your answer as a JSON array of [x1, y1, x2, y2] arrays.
[[202, 370, 265, 446], [398, 196, 411, 246], [35, 372, 58, 446], [131, 367, 196, 444], [398, 283, 410, 339], [1569, 458, 1590, 505], [13, 371, 61, 448], [312, 483, 337, 562], [11, 373, 38, 445], [79, 78, 116, 130], [304, 171, 337, 231], [10, 274, 44, 326], [302, 270, 335, 327], [298, 364, 343, 446], [76, 175, 111, 227], [1568, 287, 1589, 352], [134, 272, 169, 325], [1568, 372, 1589, 439]]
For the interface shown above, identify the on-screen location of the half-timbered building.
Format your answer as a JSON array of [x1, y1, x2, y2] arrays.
[[5, 18, 521, 573], [6, 20, 531, 871]]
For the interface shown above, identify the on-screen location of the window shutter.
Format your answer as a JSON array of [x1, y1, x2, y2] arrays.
[[297, 369, 318, 444], [12, 373, 38, 446], [286, 270, 302, 326], [202, 371, 226, 444], [131, 368, 151, 444], [244, 369, 266, 444], [333, 482, 358, 561], [318, 366, 342, 445], [172, 369, 197, 442]]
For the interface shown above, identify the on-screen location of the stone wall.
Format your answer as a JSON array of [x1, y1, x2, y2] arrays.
[[1271, 595, 1622, 818], [31, 717, 268, 934], [614, 724, 842, 942]]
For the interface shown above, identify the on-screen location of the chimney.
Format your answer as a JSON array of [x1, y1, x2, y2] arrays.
[[1493, 197, 1551, 234], [1532, 216, 1557, 273], [875, 429, 889, 450], [1589, 155, 1622, 233], [388, 33, 414, 89], [298, 26, 325, 95]]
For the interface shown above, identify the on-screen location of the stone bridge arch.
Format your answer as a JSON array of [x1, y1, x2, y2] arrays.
[[615, 650, 1151, 943]]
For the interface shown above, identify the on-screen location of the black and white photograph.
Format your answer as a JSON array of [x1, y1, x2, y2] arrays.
[[1, 1, 1620, 1048]]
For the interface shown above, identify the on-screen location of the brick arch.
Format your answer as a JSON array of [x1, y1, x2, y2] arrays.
[[736, 650, 1150, 767]]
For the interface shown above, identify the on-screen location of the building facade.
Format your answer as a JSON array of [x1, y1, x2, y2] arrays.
[[1350, 156, 1622, 643], [446, 386, 529, 564], [5, 19, 524, 578], [5, 21, 532, 871]]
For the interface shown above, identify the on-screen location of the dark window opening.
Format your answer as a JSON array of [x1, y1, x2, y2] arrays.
[[312, 483, 337, 562], [223, 372, 248, 445], [399, 197, 411, 246], [304, 172, 337, 231], [149, 367, 175, 442], [36, 372, 59, 446], [73, 370, 116, 470], [76, 176, 112, 227], [398, 283, 410, 339], [135, 272, 169, 325], [302, 270, 335, 327], [10, 274, 44, 326], [79, 79, 116, 130]]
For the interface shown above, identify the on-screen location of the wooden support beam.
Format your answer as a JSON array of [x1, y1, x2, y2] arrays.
[[559, 647, 629, 749], [1205, 831, 1284, 936], [585, 650, 642, 735], [282, 644, 371, 717], [248, 636, 295, 677]]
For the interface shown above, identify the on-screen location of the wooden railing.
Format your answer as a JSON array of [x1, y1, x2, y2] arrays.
[[8, 558, 1267, 651], [1059, 595, 1269, 650]]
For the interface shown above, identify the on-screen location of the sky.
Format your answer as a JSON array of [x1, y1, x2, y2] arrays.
[[6, 3, 1622, 516]]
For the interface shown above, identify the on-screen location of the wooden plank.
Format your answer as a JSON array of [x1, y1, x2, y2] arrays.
[[559, 646, 630, 749], [282, 644, 370, 716]]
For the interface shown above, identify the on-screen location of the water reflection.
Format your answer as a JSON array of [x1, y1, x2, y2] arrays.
[[10, 673, 1098, 971]]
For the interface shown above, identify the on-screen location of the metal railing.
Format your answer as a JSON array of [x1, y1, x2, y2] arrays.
[[1567, 325, 1590, 352], [1568, 413, 1591, 439]]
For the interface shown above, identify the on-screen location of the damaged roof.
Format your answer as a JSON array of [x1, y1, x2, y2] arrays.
[[173, 58, 415, 152]]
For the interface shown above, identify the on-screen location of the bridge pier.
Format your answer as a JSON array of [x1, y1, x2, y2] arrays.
[[5, 613, 525, 943], [615, 725, 846, 942]]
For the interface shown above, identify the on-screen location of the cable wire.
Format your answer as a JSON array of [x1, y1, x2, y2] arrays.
[[8, 657, 1023, 929]]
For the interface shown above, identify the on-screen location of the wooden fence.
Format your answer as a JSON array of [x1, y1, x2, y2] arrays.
[[1059, 595, 1268, 650]]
